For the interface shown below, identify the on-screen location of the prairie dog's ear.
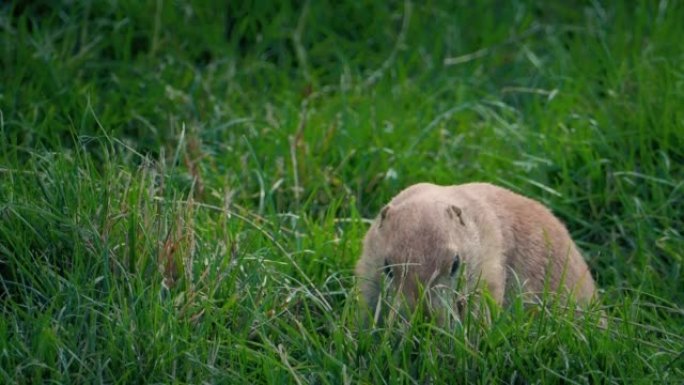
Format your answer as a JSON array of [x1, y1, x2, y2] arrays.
[[447, 205, 465, 226], [379, 205, 391, 228]]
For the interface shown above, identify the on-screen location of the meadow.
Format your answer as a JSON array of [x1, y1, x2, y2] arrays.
[[1, 1, 683, 383]]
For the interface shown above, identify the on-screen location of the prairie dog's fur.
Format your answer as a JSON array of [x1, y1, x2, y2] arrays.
[[355, 182, 598, 319]]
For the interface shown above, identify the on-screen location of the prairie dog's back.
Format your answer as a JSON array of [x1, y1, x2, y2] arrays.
[[456, 183, 597, 302]]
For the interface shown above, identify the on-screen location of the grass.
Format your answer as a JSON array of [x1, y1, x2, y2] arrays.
[[1, 0, 683, 383]]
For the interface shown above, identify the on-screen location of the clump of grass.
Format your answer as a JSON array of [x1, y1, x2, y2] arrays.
[[2, 0, 683, 383]]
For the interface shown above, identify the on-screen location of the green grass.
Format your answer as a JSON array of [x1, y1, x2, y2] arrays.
[[1, 0, 683, 383]]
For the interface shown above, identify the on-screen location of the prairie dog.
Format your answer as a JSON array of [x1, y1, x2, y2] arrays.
[[355, 182, 598, 320]]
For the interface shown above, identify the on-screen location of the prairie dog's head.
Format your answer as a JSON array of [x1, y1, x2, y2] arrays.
[[358, 200, 477, 320]]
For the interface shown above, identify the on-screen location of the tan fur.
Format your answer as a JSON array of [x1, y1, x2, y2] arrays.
[[355, 182, 598, 320]]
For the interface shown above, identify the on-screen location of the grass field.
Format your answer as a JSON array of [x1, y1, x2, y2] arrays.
[[1, 0, 683, 383]]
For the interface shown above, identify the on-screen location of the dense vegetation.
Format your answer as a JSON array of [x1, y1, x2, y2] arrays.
[[1, 1, 682, 383]]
